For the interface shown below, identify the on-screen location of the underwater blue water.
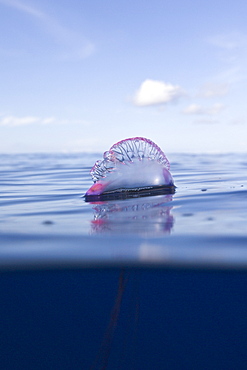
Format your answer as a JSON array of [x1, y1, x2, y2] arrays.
[[1, 152, 247, 269], [1, 153, 247, 369]]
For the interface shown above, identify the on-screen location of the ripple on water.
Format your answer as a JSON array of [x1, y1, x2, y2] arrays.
[[1, 152, 247, 269]]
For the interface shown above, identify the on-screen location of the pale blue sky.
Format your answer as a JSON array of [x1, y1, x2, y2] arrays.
[[1, 0, 247, 153]]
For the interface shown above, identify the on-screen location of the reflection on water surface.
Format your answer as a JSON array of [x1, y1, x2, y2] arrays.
[[90, 194, 174, 236]]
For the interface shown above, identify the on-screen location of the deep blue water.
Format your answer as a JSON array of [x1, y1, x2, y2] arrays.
[[1, 152, 247, 369]]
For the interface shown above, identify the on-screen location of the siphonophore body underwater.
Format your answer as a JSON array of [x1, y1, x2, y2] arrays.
[[85, 137, 175, 201]]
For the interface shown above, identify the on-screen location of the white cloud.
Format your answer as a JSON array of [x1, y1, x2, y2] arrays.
[[199, 83, 229, 98], [133, 79, 184, 107], [0, 116, 40, 126], [229, 117, 246, 125], [183, 103, 225, 116], [194, 118, 219, 125], [208, 103, 225, 115], [183, 104, 204, 115], [0, 115, 90, 126], [0, 0, 95, 60], [207, 32, 247, 84], [42, 117, 56, 125], [208, 32, 247, 50], [0, 0, 45, 19]]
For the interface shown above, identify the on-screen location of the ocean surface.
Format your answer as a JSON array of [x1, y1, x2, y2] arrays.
[[1, 152, 247, 269], [1, 152, 247, 369]]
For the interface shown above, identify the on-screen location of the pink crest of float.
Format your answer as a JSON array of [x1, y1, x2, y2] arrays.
[[90, 137, 170, 182]]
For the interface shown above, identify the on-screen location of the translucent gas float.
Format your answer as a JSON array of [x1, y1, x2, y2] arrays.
[[85, 137, 175, 201]]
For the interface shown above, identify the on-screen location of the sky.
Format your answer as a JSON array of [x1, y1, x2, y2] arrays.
[[1, 0, 247, 153]]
